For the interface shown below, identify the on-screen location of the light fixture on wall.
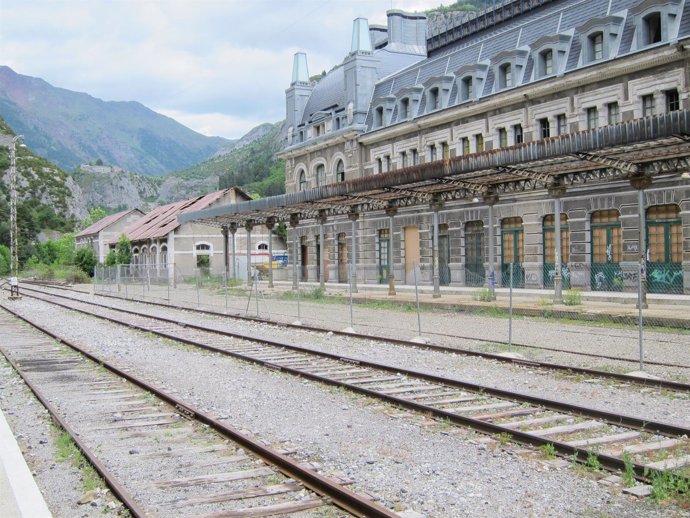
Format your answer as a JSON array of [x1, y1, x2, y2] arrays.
[[472, 197, 480, 203], [681, 172, 690, 179]]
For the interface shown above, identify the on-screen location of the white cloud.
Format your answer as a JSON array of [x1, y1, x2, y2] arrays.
[[1, 0, 443, 138]]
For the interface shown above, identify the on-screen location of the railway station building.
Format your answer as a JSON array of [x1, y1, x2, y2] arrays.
[[182, 0, 690, 297]]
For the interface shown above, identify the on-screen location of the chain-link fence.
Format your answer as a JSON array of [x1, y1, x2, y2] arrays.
[[92, 260, 689, 383]]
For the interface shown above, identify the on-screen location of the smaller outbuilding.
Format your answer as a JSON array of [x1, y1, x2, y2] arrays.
[[75, 208, 144, 263]]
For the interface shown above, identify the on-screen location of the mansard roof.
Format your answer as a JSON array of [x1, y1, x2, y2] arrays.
[[365, 0, 690, 131], [299, 49, 425, 126]]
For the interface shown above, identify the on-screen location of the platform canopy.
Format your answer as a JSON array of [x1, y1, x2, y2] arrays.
[[179, 110, 690, 228]]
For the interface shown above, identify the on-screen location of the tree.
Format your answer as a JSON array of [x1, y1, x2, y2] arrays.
[[74, 246, 97, 276], [104, 250, 117, 266], [0, 245, 9, 275], [78, 207, 108, 230], [115, 234, 132, 265]]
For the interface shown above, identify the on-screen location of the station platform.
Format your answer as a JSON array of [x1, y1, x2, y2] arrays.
[[0, 408, 52, 517]]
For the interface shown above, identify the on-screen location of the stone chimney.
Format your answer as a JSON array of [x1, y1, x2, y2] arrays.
[[386, 10, 427, 55]]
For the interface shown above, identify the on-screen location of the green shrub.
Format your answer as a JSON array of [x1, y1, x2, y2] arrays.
[[473, 286, 492, 302], [563, 288, 582, 306], [63, 268, 90, 284], [74, 247, 97, 277], [0, 245, 9, 275]]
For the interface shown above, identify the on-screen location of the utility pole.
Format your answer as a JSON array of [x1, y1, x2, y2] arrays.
[[9, 135, 24, 299]]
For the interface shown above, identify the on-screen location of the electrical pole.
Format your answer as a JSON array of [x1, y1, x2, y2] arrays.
[[9, 135, 23, 298]]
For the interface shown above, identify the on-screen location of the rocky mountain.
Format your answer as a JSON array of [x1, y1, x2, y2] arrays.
[[0, 117, 88, 261], [0, 66, 234, 175], [73, 121, 286, 209]]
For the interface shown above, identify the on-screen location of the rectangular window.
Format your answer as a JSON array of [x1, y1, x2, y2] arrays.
[[429, 145, 437, 161], [607, 102, 620, 125], [666, 89, 680, 112], [513, 124, 523, 144], [498, 127, 508, 147], [401, 151, 407, 168], [642, 94, 655, 117], [539, 118, 550, 139], [385, 155, 391, 172], [411, 148, 418, 165], [591, 32, 603, 61], [557, 114, 567, 135], [542, 50, 553, 76], [586, 107, 598, 130], [462, 137, 470, 155], [441, 142, 450, 160], [376, 158, 383, 174], [474, 133, 484, 152]]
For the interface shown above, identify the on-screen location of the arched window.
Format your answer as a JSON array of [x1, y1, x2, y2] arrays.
[[543, 214, 569, 288], [539, 49, 553, 76], [298, 170, 306, 191], [316, 164, 325, 186], [589, 32, 604, 61], [195, 243, 211, 270], [375, 106, 384, 127], [257, 243, 268, 250], [335, 159, 345, 182], [460, 76, 473, 101], [464, 221, 484, 286], [501, 217, 524, 287], [427, 87, 440, 112], [399, 98, 409, 120], [591, 209, 622, 291], [160, 245, 168, 268], [647, 204, 682, 293]]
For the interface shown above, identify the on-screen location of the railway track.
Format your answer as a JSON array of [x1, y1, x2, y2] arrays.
[[0, 305, 398, 518], [12, 286, 690, 485], [21, 283, 690, 389]]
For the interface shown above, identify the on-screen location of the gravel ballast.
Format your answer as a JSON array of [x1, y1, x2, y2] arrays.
[[2, 297, 687, 517]]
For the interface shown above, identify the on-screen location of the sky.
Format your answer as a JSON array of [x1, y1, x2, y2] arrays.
[[1, 0, 444, 140]]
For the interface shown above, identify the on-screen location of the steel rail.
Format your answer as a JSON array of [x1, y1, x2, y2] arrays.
[[0, 319, 148, 518], [15, 291, 690, 483], [25, 281, 690, 368], [0, 303, 398, 518], [21, 284, 690, 391]]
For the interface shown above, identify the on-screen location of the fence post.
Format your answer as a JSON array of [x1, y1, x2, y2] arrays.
[[509, 262, 513, 351], [638, 261, 645, 372], [196, 269, 200, 307], [413, 261, 423, 342], [348, 263, 354, 331], [295, 260, 302, 325], [254, 271, 260, 317]]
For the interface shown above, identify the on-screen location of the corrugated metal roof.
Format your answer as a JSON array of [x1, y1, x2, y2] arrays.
[[117, 189, 237, 244], [75, 208, 143, 238]]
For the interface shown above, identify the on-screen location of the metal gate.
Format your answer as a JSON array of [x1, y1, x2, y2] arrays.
[[501, 218, 524, 288], [647, 205, 683, 294], [591, 210, 622, 291]]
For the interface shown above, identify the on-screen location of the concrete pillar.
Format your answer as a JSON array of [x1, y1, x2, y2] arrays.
[[245, 220, 253, 286], [222, 225, 229, 287], [265, 217, 275, 289], [386, 207, 397, 296], [290, 214, 300, 290], [431, 200, 443, 298], [317, 211, 326, 289], [229, 222, 237, 282], [631, 176, 651, 309], [349, 211, 359, 293], [484, 193, 499, 301], [549, 185, 566, 304]]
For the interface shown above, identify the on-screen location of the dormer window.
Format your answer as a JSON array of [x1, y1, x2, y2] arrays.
[[540, 50, 553, 76], [632, 0, 681, 50], [577, 16, 623, 65], [422, 75, 454, 114], [499, 63, 512, 89], [530, 34, 570, 79], [375, 106, 384, 128], [371, 96, 395, 128], [643, 12, 662, 45], [400, 98, 409, 120], [461, 76, 473, 101], [428, 87, 440, 111], [454, 63, 488, 103], [590, 32, 603, 61]]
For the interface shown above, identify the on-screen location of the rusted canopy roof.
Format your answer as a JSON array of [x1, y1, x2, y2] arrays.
[[117, 189, 237, 244], [76, 208, 143, 238], [179, 110, 690, 228]]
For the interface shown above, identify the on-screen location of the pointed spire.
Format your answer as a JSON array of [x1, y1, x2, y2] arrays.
[[291, 52, 309, 85], [351, 17, 372, 54]]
